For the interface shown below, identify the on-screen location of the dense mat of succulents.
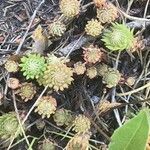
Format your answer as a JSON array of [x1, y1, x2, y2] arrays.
[[0, 0, 150, 149]]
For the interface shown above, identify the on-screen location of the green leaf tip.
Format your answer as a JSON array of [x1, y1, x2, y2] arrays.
[[108, 109, 150, 150]]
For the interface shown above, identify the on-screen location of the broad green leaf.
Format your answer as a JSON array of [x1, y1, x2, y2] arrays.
[[109, 109, 150, 150]]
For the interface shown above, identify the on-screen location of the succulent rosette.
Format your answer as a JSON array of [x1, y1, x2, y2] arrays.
[[102, 68, 121, 88], [48, 21, 66, 37], [35, 96, 57, 118], [97, 3, 118, 24], [102, 23, 134, 51], [86, 67, 97, 79], [46, 54, 69, 64], [60, 0, 80, 18], [20, 53, 47, 79], [16, 82, 36, 102], [96, 63, 108, 76], [38, 139, 56, 150], [72, 115, 91, 133], [83, 45, 103, 64], [43, 63, 73, 91], [4, 60, 19, 73], [0, 113, 22, 139], [85, 19, 103, 37], [74, 61, 86, 75], [53, 108, 73, 126]]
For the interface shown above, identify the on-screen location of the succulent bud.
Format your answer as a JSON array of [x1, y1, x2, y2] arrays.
[[7, 78, 20, 89], [60, 0, 80, 18], [53, 108, 73, 126], [0, 113, 22, 139], [83, 45, 103, 64], [15, 82, 36, 102], [74, 62, 86, 75], [126, 77, 136, 86], [72, 115, 91, 133], [102, 68, 121, 88], [38, 139, 56, 150], [93, 0, 106, 7], [86, 67, 97, 79], [48, 21, 66, 37], [97, 3, 118, 24], [129, 36, 145, 52], [85, 19, 103, 37], [35, 96, 57, 118], [96, 63, 108, 76], [4, 60, 19, 73], [36, 119, 46, 130]]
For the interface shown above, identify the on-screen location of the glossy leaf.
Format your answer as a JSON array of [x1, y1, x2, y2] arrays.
[[109, 109, 150, 150]]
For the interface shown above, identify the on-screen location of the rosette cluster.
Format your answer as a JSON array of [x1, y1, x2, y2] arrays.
[[38, 54, 74, 91]]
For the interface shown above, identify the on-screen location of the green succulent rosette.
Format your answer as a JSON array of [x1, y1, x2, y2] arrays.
[[102, 23, 134, 51], [20, 53, 47, 79], [0, 113, 21, 139]]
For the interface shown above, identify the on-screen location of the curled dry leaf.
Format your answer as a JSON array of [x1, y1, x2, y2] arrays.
[[31, 25, 49, 54], [97, 100, 122, 115], [66, 132, 91, 150]]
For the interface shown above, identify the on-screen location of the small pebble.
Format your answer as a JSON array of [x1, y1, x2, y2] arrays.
[[91, 96, 100, 104]]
